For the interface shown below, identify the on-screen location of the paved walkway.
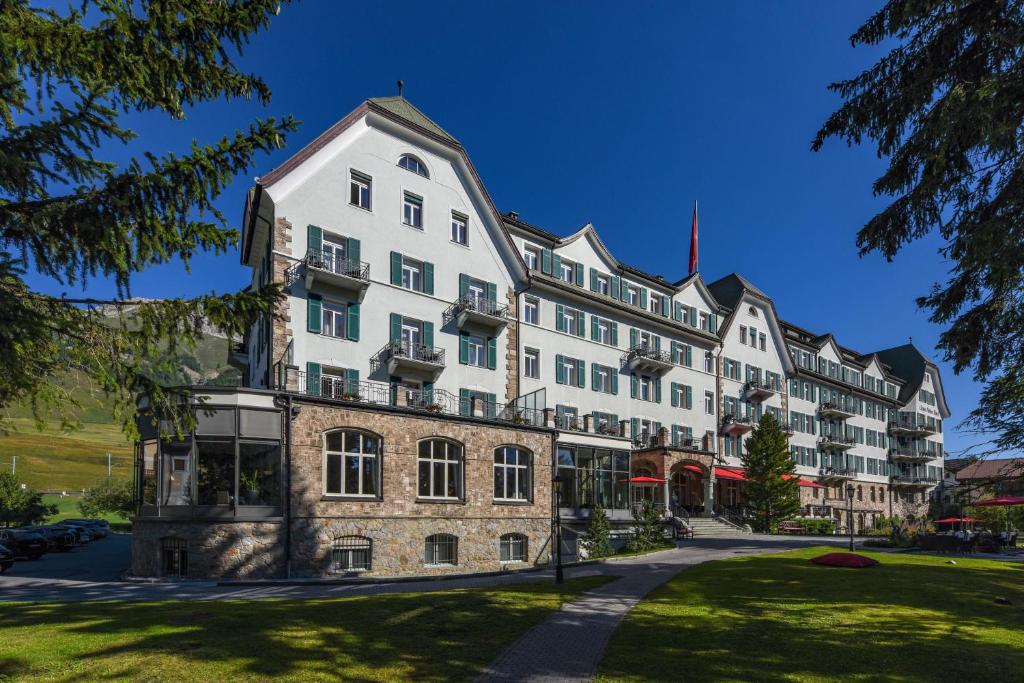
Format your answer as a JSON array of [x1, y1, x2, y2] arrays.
[[477, 535, 852, 683]]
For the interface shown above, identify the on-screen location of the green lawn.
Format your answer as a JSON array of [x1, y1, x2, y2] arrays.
[[41, 493, 131, 527], [599, 547, 1024, 682], [0, 576, 613, 682]]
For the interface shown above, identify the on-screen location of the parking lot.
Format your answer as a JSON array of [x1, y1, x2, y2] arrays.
[[1, 532, 131, 583]]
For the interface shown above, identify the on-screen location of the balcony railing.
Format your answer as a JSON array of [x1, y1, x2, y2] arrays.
[[622, 345, 674, 374], [888, 414, 938, 435], [444, 295, 509, 326], [818, 401, 857, 419], [891, 473, 939, 486], [818, 466, 855, 481], [371, 341, 446, 376], [744, 379, 777, 400], [555, 414, 584, 432], [305, 249, 370, 281], [818, 433, 856, 449], [888, 447, 936, 462], [293, 373, 393, 404], [720, 414, 755, 435]]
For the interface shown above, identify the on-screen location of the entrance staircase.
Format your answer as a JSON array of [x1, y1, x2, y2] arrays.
[[681, 516, 752, 536]]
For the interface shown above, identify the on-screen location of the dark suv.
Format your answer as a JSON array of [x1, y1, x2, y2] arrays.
[[63, 518, 110, 539], [21, 525, 76, 552], [0, 544, 13, 572], [0, 529, 48, 560]]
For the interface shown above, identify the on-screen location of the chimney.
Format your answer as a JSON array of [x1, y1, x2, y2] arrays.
[[397, 79, 404, 97], [507, 210, 518, 220]]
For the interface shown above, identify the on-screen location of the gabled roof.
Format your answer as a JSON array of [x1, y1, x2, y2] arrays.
[[706, 273, 769, 308], [707, 272, 795, 374], [874, 343, 951, 417], [953, 458, 1024, 482], [368, 96, 457, 143]]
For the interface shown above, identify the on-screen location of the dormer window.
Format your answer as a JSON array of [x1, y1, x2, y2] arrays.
[[398, 154, 429, 178]]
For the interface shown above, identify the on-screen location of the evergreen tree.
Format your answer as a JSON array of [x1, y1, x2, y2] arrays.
[[813, 1, 1024, 457], [0, 471, 56, 527], [0, 1, 297, 436], [626, 500, 666, 552], [579, 503, 613, 559], [741, 412, 800, 533]]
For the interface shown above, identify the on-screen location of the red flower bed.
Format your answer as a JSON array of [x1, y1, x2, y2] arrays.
[[810, 552, 879, 568]]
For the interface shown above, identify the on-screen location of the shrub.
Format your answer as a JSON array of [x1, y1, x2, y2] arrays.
[[626, 501, 666, 553], [579, 504, 613, 559], [79, 479, 135, 520]]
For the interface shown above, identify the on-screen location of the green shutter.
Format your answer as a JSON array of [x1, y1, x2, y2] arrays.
[[459, 273, 470, 298], [347, 302, 360, 341], [555, 303, 565, 333], [347, 237, 360, 265], [709, 313, 718, 334], [486, 281, 497, 307], [671, 341, 680, 364], [345, 368, 359, 392], [575, 262, 584, 286], [591, 316, 599, 342], [671, 382, 679, 407], [577, 310, 585, 337], [390, 313, 402, 343], [423, 381, 434, 404], [459, 389, 471, 416], [306, 362, 321, 397], [423, 262, 434, 295], [422, 321, 434, 349], [555, 354, 565, 384], [684, 344, 692, 367], [591, 363, 599, 390], [307, 225, 322, 254], [590, 268, 598, 292], [620, 279, 629, 300], [610, 275, 620, 300], [611, 372, 619, 395], [307, 294, 322, 333], [630, 372, 638, 398], [661, 295, 670, 317], [541, 248, 552, 274], [685, 385, 693, 410], [653, 421, 662, 438], [486, 393, 497, 418], [577, 360, 585, 388], [552, 253, 561, 277], [459, 331, 469, 364], [689, 306, 697, 326], [487, 336, 497, 370], [654, 377, 662, 403], [640, 287, 648, 309], [654, 336, 661, 352], [631, 417, 639, 439], [674, 301, 682, 321], [630, 327, 638, 349], [390, 251, 403, 286], [610, 322, 618, 347]]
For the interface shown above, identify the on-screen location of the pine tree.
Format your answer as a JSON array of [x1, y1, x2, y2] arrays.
[[579, 504, 613, 559], [626, 500, 666, 552], [0, 1, 298, 436], [813, 1, 1024, 457], [741, 412, 801, 533]]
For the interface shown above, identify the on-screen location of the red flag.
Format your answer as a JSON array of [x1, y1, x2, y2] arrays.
[[688, 200, 698, 274]]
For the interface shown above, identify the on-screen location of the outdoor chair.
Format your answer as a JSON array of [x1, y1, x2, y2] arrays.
[[958, 536, 977, 555]]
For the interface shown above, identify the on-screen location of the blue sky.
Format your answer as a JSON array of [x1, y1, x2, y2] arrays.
[[31, 1, 992, 455]]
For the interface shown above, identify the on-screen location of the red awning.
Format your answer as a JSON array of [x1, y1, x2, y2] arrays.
[[936, 517, 977, 523], [782, 474, 825, 489], [681, 464, 704, 474], [714, 467, 747, 481], [972, 496, 1024, 507], [622, 476, 666, 484]]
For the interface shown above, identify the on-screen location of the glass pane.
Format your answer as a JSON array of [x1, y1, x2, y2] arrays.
[[418, 461, 431, 497], [517, 467, 530, 501], [494, 467, 505, 498], [195, 408, 235, 436], [239, 409, 281, 439], [361, 457, 376, 496], [326, 431, 343, 452], [326, 453, 341, 494], [196, 440, 235, 506], [238, 442, 281, 507], [140, 440, 158, 505], [160, 440, 191, 506], [344, 455, 359, 495]]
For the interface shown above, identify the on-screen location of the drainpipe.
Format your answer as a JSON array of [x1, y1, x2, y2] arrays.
[[274, 393, 294, 579]]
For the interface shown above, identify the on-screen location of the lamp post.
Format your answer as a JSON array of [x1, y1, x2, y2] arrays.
[[846, 483, 855, 551], [552, 474, 564, 584]]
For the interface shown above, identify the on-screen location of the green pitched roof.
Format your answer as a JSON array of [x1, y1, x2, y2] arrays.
[[368, 96, 458, 143]]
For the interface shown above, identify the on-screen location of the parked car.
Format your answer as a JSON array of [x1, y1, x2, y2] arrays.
[[20, 525, 76, 552], [0, 544, 13, 572], [0, 529, 48, 560], [63, 518, 110, 539], [54, 523, 93, 544]]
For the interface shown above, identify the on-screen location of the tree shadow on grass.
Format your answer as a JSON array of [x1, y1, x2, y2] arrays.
[[600, 548, 1024, 683], [0, 575, 613, 682]]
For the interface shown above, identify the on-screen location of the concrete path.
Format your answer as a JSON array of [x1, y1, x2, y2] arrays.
[[476, 535, 853, 683]]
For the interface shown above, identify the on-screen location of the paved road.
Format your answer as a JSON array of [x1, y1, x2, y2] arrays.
[[0, 533, 851, 607], [1, 532, 131, 583]]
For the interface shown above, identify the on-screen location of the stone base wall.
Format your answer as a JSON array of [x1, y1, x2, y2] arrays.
[[132, 519, 285, 579], [799, 479, 931, 531]]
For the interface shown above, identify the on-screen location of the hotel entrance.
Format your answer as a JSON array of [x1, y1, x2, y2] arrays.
[[669, 463, 708, 517]]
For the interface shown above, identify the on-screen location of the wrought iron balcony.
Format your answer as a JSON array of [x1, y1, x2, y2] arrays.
[[818, 433, 856, 450], [303, 249, 371, 299], [373, 341, 445, 378], [720, 414, 754, 436], [621, 345, 674, 374], [888, 414, 938, 436], [890, 473, 939, 487], [444, 295, 508, 331], [743, 379, 776, 402], [554, 414, 584, 432], [292, 373, 393, 404], [818, 401, 857, 420], [818, 466, 855, 483], [888, 447, 936, 464]]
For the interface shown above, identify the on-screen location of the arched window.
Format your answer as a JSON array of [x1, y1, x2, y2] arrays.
[[870, 487, 876, 502], [161, 537, 188, 577], [325, 430, 381, 497], [857, 485, 863, 501], [398, 154, 429, 177], [879, 488, 885, 503], [500, 533, 528, 563], [418, 439, 463, 500], [425, 533, 457, 566], [494, 446, 532, 502], [332, 536, 371, 572]]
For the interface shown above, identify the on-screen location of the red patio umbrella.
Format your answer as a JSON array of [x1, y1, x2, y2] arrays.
[[935, 517, 977, 524], [972, 496, 1024, 506]]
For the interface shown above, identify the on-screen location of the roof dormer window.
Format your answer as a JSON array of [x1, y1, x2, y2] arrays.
[[398, 154, 429, 178]]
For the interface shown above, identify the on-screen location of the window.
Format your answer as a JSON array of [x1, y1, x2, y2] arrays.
[[467, 335, 485, 367], [739, 326, 747, 345], [349, 170, 371, 210], [425, 534, 458, 566], [400, 317, 423, 349], [238, 441, 281, 506], [704, 352, 715, 374], [639, 375, 653, 401], [325, 430, 381, 497], [523, 297, 539, 325], [321, 300, 347, 338], [321, 235, 348, 272], [560, 356, 583, 387], [451, 212, 468, 245], [524, 348, 540, 379], [648, 296, 659, 314], [196, 439, 235, 505], [418, 439, 463, 500], [596, 274, 610, 295], [398, 154, 428, 177], [699, 312, 709, 330], [500, 533, 528, 563], [494, 446, 532, 501], [749, 327, 758, 347], [595, 318, 612, 345], [704, 391, 715, 415], [403, 192, 423, 228], [559, 259, 575, 283], [523, 246, 539, 270], [332, 536, 372, 572], [759, 333, 766, 351], [627, 286, 639, 306], [161, 537, 188, 577], [400, 256, 423, 291], [561, 307, 581, 336], [595, 365, 614, 393]]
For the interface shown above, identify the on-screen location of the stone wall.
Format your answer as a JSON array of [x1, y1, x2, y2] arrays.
[[272, 216, 294, 386], [799, 479, 929, 531], [132, 519, 284, 579]]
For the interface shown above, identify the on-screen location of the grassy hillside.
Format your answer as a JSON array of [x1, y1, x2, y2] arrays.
[[0, 331, 236, 492]]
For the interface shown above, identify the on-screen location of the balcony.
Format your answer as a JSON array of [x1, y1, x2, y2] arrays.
[[818, 401, 857, 420], [743, 379, 776, 402], [621, 345, 673, 374], [818, 433, 856, 450], [779, 421, 794, 435], [818, 466, 855, 483], [888, 414, 938, 437], [888, 447, 935, 464], [304, 249, 371, 300], [373, 341, 445, 379], [444, 295, 508, 331], [555, 414, 585, 432], [891, 473, 939, 488], [720, 414, 754, 437]]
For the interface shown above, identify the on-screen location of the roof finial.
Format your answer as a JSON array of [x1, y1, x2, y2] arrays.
[[909, 336, 913, 344], [397, 79, 404, 97]]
